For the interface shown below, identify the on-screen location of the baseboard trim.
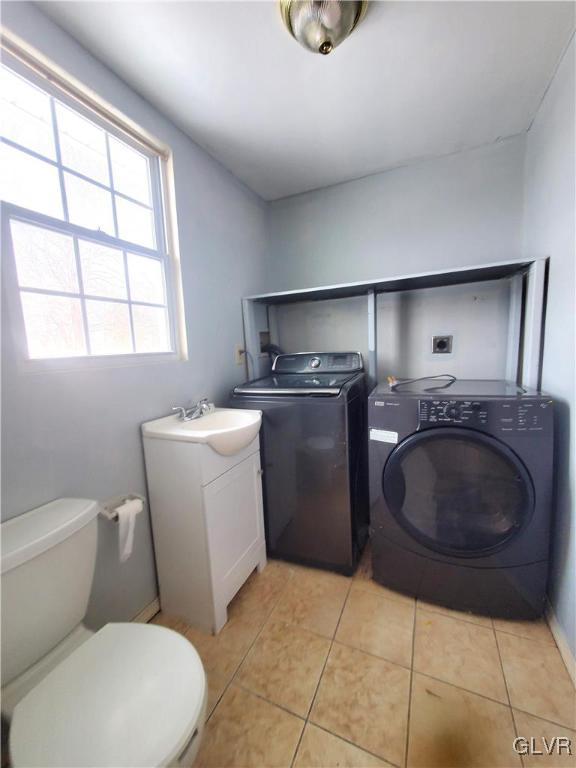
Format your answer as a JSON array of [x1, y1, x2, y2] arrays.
[[132, 597, 160, 624], [545, 597, 576, 686]]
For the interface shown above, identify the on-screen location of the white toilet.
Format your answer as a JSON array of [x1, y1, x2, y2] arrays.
[[1, 498, 207, 767]]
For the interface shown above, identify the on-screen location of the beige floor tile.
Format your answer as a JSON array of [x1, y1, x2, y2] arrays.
[[150, 611, 189, 634], [185, 624, 246, 715], [290, 563, 352, 590], [350, 574, 416, 606], [414, 610, 508, 702], [195, 684, 304, 768], [310, 642, 410, 766], [497, 632, 576, 728], [154, 562, 292, 715], [294, 723, 391, 768], [513, 710, 576, 768], [416, 599, 493, 628], [230, 559, 294, 621], [407, 673, 521, 768], [352, 545, 415, 605], [185, 604, 267, 714], [272, 566, 350, 638], [493, 617, 556, 645], [336, 588, 415, 668], [152, 610, 237, 713], [236, 618, 331, 717]]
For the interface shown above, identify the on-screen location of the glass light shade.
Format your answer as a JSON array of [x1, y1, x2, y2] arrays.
[[282, 0, 366, 55]]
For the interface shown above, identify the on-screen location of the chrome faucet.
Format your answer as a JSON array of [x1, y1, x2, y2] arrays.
[[172, 398, 213, 421]]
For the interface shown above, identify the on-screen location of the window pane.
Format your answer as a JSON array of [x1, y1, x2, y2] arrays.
[[1, 65, 55, 158], [133, 305, 170, 353], [1, 143, 63, 219], [116, 196, 155, 248], [127, 253, 164, 304], [10, 220, 78, 293], [21, 292, 86, 358], [86, 299, 132, 355], [65, 173, 114, 234], [79, 240, 127, 299], [109, 136, 151, 204], [56, 103, 109, 185]]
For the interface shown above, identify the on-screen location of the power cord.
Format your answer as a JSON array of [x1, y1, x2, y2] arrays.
[[387, 374, 457, 392]]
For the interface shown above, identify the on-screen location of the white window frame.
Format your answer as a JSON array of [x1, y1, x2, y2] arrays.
[[1, 39, 187, 372]]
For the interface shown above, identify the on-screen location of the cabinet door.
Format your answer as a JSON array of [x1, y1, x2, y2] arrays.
[[203, 452, 265, 599]]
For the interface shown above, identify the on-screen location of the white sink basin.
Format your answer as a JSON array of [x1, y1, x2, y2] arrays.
[[142, 408, 262, 456]]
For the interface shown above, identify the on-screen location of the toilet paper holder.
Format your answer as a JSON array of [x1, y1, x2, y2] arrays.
[[100, 494, 146, 522]]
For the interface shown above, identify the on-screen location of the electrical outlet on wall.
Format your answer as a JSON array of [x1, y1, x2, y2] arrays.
[[235, 345, 246, 366], [432, 335, 453, 354]]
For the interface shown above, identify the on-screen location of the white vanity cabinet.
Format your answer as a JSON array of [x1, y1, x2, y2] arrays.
[[142, 412, 266, 634]]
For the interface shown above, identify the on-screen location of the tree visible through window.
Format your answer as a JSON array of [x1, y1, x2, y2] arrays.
[[1, 56, 177, 360]]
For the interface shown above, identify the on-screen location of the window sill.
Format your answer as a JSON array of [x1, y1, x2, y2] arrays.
[[19, 350, 186, 375]]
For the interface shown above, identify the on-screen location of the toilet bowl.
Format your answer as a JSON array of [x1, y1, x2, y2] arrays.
[[1, 498, 207, 767]]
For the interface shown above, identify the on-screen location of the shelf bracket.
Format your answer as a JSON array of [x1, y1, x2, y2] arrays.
[[367, 290, 377, 385]]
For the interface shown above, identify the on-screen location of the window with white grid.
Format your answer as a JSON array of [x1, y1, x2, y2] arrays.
[[1, 50, 182, 363]]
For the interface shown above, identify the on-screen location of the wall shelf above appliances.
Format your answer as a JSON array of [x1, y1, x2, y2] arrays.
[[244, 258, 535, 304], [242, 257, 548, 391]]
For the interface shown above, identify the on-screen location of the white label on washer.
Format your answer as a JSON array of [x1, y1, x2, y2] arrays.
[[370, 428, 398, 444]]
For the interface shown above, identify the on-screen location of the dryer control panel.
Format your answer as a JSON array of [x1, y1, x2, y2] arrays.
[[418, 399, 553, 433]]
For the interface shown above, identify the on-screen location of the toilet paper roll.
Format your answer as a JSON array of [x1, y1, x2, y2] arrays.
[[116, 498, 143, 563]]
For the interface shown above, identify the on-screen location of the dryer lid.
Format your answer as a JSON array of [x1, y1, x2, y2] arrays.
[[10, 623, 206, 768]]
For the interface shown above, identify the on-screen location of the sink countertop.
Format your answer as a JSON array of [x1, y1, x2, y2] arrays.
[[142, 408, 262, 456]]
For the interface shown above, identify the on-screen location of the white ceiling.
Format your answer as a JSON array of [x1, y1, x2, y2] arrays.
[[41, 1, 574, 200]]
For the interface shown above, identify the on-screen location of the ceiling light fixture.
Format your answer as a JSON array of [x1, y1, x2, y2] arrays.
[[279, 0, 368, 55]]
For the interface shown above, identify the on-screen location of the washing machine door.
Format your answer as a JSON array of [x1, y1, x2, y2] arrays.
[[383, 427, 534, 557]]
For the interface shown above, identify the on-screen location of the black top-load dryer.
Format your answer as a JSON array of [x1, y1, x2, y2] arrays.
[[368, 380, 554, 618], [230, 352, 369, 575]]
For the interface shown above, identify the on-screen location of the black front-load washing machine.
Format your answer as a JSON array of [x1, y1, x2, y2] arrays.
[[368, 380, 554, 618]]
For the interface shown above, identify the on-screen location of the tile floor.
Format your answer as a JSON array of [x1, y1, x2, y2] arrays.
[[152, 546, 576, 768]]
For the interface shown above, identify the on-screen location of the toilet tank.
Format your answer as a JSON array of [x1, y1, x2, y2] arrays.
[[1, 499, 99, 687]]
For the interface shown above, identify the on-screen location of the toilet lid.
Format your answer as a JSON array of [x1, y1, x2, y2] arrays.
[[10, 623, 206, 768]]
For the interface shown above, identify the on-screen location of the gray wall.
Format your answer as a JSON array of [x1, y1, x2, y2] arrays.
[[267, 136, 526, 291], [523, 36, 575, 656], [375, 281, 512, 381], [275, 295, 369, 362], [274, 280, 512, 382], [1, 3, 269, 627]]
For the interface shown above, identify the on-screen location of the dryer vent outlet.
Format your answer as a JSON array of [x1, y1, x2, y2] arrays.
[[432, 335, 453, 354]]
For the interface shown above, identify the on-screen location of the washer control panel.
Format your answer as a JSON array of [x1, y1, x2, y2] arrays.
[[419, 399, 552, 433], [273, 352, 363, 374]]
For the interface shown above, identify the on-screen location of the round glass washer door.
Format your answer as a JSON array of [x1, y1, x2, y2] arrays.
[[382, 427, 534, 557]]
